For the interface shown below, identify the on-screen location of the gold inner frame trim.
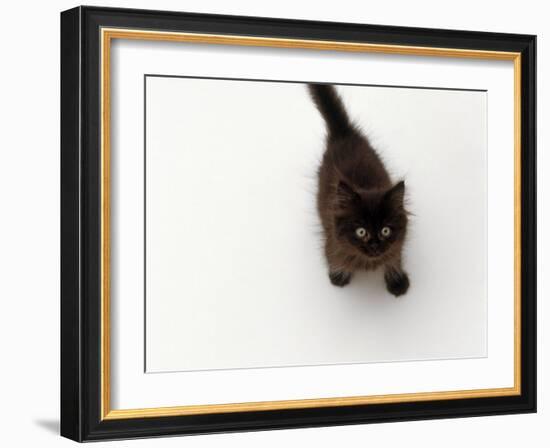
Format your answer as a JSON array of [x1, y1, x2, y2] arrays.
[[100, 27, 522, 420]]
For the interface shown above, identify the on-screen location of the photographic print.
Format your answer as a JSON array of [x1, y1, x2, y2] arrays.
[[144, 76, 488, 373], [61, 6, 535, 442]]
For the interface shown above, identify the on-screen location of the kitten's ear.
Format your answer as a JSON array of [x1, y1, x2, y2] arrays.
[[336, 181, 359, 208], [384, 181, 405, 209]]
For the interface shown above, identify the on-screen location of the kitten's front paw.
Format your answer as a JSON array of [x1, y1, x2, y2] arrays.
[[329, 271, 352, 287], [385, 271, 410, 297]]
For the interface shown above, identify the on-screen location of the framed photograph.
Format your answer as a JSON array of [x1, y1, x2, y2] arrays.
[[61, 6, 536, 442]]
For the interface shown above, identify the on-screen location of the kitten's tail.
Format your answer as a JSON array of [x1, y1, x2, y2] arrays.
[[308, 84, 353, 137]]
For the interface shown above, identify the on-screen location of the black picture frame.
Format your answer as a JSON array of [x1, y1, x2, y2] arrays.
[[61, 5, 536, 442]]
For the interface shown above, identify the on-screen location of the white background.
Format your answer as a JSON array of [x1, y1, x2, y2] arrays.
[[146, 77, 488, 372], [0, 0, 546, 447]]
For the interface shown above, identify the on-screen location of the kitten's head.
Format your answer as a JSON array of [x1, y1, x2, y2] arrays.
[[333, 180, 408, 260]]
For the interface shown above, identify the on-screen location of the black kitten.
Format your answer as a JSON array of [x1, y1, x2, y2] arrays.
[[309, 84, 410, 297]]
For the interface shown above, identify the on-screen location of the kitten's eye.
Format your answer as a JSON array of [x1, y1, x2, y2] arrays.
[[380, 226, 392, 238], [355, 227, 368, 238]]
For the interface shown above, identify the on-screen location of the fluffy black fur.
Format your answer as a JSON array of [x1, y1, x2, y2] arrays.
[[309, 83, 410, 296]]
